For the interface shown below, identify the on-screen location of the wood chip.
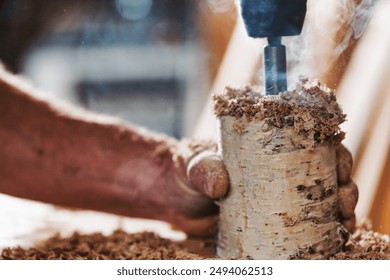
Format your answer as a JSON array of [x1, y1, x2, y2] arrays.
[[213, 77, 346, 147]]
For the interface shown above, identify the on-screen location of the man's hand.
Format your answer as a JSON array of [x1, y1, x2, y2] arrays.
[[165, 142, 229, 237], [187, 151, 229, 199], [336, 144, 359, 233], [173, 142, 358, 237]]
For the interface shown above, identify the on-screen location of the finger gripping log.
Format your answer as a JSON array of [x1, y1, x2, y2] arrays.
[[213, 77, 347, 259]]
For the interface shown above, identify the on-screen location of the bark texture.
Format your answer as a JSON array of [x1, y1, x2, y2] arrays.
[[217, 117, 344, 259], [214, 78, 347, 259]]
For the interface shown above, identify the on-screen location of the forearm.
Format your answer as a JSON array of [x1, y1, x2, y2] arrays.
[[0, 69, 180, 220]]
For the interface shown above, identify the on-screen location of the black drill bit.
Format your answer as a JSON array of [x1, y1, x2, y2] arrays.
[[264, 36, 287, 95]]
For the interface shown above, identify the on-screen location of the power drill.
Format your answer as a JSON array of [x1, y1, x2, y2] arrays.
[[240, 0, 307, 95]]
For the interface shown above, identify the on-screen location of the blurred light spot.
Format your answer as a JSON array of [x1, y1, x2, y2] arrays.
[[115, 0, 153, 21]]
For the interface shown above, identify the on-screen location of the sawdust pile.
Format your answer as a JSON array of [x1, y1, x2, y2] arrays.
[[0, 230, 201, 260], [332, 224, 390, 260], [213, 76, 346, 146], [2, 224, 389, 260]]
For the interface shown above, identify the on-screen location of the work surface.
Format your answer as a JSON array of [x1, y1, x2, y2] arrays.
[[0, 193, 184, 250], [1, 194, 390, 260]]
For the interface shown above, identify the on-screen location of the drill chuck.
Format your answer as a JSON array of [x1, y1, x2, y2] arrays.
[[240, 0, 307, 38], [240, 0, 307, 95]]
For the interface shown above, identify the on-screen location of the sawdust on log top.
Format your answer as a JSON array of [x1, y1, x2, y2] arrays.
[[213, 76, 346, 146], [1, 224, 389, 260]]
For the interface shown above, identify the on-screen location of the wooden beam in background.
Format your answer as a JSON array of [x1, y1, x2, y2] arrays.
[[336, 0, 390, 221], [192, 19, 262, 140]]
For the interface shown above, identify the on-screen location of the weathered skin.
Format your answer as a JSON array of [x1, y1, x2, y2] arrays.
[[187, 151, 229, 199], [335, 146, 359, 232], [336, 144, 354, 184], [0, 66, 357, 237]]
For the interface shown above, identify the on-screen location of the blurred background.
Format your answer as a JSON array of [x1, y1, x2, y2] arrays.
[[0, 0, 236, 138], [0, 0, 237, 247], [0, 0, 389, 247]]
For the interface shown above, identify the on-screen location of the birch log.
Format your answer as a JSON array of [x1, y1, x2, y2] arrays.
[[214, 78, 347, 259]]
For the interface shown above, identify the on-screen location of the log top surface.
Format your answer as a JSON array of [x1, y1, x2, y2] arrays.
[[213, 76, 346, 146]]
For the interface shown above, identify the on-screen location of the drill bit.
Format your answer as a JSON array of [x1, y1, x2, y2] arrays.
[[264, 36, 287, 95]]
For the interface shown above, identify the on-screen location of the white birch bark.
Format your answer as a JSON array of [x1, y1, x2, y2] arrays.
[[217, 116, 344, 259]]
